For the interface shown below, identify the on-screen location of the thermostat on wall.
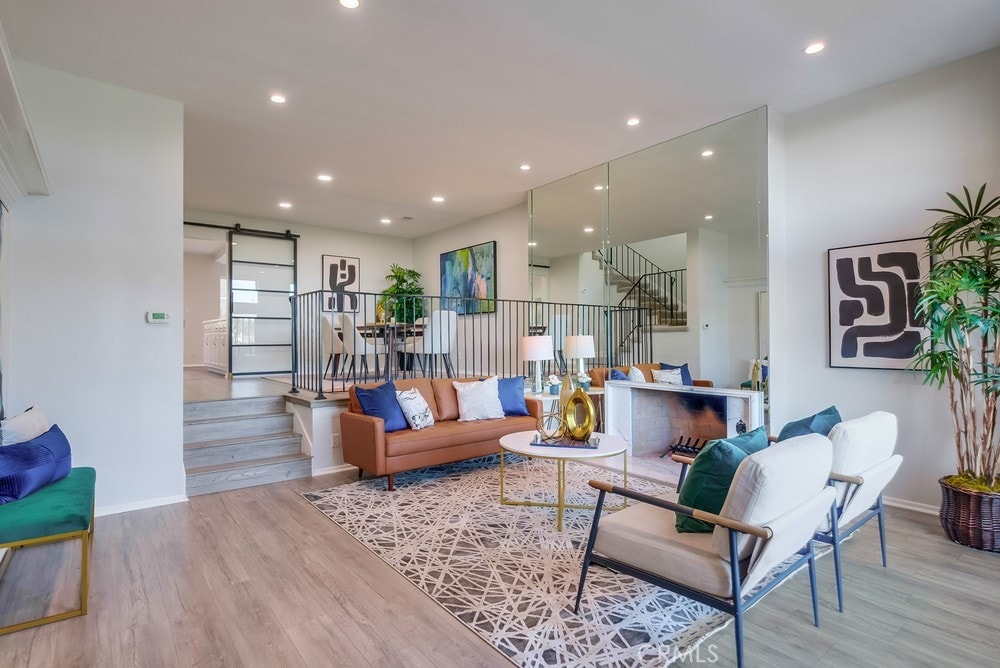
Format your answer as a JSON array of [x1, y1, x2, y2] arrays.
[[145, 311, 170, 324]]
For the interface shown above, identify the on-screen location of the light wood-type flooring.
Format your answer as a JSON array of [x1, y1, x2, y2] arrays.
[[1, 369, 996, 666], [2, 473, 998, 667]]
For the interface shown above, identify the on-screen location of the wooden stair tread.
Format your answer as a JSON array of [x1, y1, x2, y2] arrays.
[[183, 432, 300, 450], [184, 411, 290, 426], [186, 453, 311, 476]]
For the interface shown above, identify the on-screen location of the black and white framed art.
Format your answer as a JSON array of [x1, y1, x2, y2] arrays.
[[322, 254, 360, 312]]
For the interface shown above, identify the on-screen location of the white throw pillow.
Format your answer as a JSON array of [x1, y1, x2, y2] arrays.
[[395, 388, 435, 430], [627, 366, 646, 383], [652, 368, 684, 385], [0, 406, 50, 446], [453, 376, 505, 422]]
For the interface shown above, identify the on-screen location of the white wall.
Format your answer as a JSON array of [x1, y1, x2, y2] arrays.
[[183, 252, 223, 365], [775, 48, 1000, 507], [184, 210, 415, 295], [412, 202, 529, 300], [1, 62, 185, 513], [629, 233, 687, 271]]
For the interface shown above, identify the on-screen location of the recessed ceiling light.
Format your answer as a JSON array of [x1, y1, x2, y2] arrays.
[[594, 185, 604, 191], [626, 117, 641, 127], [583, 227, 594, 233], [704, 214, 714, 220], [317, 174, 333, 182], [701, 149, 714, 157], [340, 0, 360, 8], [380, 218, 391, 224], [270, 94, 286, 104], [520, 164, 531, 171], [804, 42, 825, 55], [279, 201, 292, 208], [528, 242, 537, 247], [431, 196, 444, 203]]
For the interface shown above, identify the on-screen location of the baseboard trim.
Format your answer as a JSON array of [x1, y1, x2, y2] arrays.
[[96, 494, 189, 518], [883, 496, 937, 515], [312, 463, 355, 476]]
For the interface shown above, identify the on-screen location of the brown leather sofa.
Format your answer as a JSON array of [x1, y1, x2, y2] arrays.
[[341, 377, 543, 490], [588, 363, 713, 388]]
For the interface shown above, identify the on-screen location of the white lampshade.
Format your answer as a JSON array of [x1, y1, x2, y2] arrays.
[[522, 335, 554, 361], [564, 335, 595, 360]]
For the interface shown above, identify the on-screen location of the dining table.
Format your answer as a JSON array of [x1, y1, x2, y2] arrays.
[[355, 321, 424, 380]]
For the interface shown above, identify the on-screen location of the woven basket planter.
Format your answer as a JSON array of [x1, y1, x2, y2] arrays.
[[939, 477, 1000, 552]]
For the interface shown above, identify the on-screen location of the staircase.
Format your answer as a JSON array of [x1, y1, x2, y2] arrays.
[[592, 249, 687, 327], [183, 396, 312, 496]]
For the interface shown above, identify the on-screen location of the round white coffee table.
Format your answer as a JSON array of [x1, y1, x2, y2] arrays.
[[498, 430, 628, 531]]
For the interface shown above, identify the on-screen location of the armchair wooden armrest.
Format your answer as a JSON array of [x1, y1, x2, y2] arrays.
[[829, 471, 863, 485], [588, 480, 772, 539], [671, 454, 695, 466]]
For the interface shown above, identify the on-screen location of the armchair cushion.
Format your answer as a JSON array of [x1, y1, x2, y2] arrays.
[[355, 381, 409, 433], [776, 405, 841, 442], [594, 492, 744, 599], [675, 426, 769, 533], [714, 433, 833, 562], [659, 362, 693, 386]]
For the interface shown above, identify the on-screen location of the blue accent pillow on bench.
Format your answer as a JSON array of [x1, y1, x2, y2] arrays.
[[355, 382, 409, 432], [0, 424, 72, 504]]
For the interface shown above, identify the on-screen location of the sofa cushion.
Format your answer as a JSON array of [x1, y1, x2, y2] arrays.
[[627, 366, 647, 382], [355, 382, 408, 432], [384, 415, 537, 457], [432, 378, 461, 421], [651, 368, 684, 385], [0, 425, 73, 504], [609, 368, 628, 381], [497, 376, 530, 416], [1, 406, 49, 446], [395, 387, 435, 430], [659, 362, 693, 386], [776, 405, 842, 442], [454, 377, 505, 421], [675, 426, 769, 533]]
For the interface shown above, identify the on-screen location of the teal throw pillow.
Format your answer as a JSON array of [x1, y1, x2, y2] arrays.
[[776, 405, 842, 442], [675, 426, 769, 533]]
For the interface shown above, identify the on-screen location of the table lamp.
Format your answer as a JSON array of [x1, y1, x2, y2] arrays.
[[522, 335, 553, 394], [564, 335, 596, 376]]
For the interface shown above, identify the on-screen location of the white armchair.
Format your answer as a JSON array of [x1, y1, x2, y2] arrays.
[[815, 411, 902, 612], [575, 434, 835, 668]]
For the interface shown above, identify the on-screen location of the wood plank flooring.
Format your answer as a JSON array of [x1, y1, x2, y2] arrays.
[[1, 471, 997, 667]]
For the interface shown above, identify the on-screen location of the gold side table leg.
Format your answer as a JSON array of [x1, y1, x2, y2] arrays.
[[557, 459, 566, 531], [499, 449, 506, 503]]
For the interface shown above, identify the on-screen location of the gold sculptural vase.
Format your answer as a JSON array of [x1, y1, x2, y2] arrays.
[[563, 387, 596, 442]]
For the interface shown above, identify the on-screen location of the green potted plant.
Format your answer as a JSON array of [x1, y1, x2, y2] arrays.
[[914, 184, 1000, 551], [380, 263, 424, 324]]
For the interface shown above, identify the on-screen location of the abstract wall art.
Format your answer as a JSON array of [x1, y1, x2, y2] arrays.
[[440, 241, 496, 314], [322, 254, 360, 312], [828, 237, 929, 369]]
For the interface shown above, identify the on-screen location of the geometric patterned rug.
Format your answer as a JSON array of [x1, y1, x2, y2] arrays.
[[303, 454, 738, 667]]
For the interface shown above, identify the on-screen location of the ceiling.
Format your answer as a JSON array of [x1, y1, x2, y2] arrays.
[[2, 1, 998, 239]]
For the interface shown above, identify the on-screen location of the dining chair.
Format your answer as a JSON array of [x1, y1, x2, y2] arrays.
[[338, 312, 387, 381], [320, 314, 343, 379], [814, 411, 902, 612], [575, 434, 836, 668], [402, 310, 458, 377]]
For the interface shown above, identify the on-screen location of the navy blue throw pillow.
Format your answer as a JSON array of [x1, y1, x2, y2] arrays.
[[659, 362, 693, 386], [609, 368, 629, 381], [0, 424, 72, 504], [497, 376, 529, 416], [355, 382, 408, 432], [776, 406, 842, 442]]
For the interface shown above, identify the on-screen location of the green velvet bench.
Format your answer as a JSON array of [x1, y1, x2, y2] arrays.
[[0, 467, 96, 636]]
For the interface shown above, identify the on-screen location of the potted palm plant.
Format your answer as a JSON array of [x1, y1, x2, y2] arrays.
[[380, 263, 424, 324], [914, 184, 1000, 551]]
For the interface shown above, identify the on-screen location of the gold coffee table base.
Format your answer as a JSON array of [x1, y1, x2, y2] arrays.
[[498, 446, 628, 532]]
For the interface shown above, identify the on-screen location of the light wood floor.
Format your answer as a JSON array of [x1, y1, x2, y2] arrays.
[[1, 469, 998, 667]]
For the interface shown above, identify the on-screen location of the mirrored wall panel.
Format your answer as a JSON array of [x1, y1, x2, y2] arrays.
[[529, 107, 767, 391]]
